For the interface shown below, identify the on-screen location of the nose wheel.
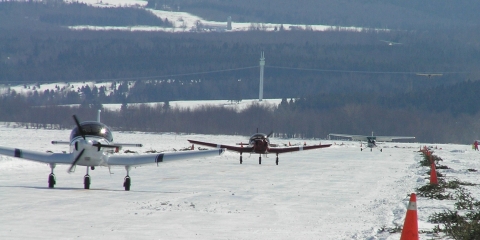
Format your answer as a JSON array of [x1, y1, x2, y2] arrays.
[[83, 167, 90, 189], [84, 175, 90, 189], [259, 155, 262, 165]]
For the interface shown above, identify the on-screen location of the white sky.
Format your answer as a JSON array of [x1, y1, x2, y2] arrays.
[[0, 124, 477, 239]]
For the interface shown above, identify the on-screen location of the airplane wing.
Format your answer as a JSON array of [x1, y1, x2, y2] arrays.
[[329, 134, 369, 141], [268, 144, 331, 154], [107, 148, 225, 166], [375, 136, 415, 142], [188, 140, 254, 153], [0, 146, 73, 164]]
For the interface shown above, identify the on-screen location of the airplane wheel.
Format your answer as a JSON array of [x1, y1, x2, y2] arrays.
[[276, 159, 278, 165], [48, 173, 56, 188], [240, 156, 242, 164], [84, 175, 90, 189], [124, 176, 131, 191], [259, 157, 262, 165], [380, 149, 383, 152], [370, 148, 372, 152], [361, 148, 363, 151]]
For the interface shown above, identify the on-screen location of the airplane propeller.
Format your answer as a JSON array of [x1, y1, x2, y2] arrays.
[[267, 131, 274, 138], [68, 115, 86, 173], [73, 115, 86, 140], [68, 149, 85, 173]]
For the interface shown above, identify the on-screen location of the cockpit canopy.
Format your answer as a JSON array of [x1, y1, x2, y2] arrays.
[[250, 133, 270, 143], [70, 121, 113, 142]]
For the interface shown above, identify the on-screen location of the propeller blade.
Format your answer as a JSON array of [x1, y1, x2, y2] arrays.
[[68, 149, 85, 173], [72, 115, 86, 140], [267, 130, 274, 138]]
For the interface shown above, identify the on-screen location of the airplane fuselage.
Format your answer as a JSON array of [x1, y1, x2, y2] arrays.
[[249, 133, 271, 154], [69, 121, 115, 167], [70, 136, 111, 167]]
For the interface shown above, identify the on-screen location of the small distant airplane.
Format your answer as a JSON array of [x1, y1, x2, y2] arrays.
[[380, 40, 402, 46], [416, 73, 443, 78], [328, 132, 415, 152], [0, 111, 224, 190], [188, 131, 331, 165]]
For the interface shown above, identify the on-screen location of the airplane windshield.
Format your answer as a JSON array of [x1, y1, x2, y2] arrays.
[[70, 122, 113, 142], [250, 133, 267, 140]]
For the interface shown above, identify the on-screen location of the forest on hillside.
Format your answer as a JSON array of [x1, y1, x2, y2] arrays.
[[1, 1, 480, 143], [150, 0, 480, 30], [1, 28, 479, 97]]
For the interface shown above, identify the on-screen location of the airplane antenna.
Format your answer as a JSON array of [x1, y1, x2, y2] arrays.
[[259, 51, 265, 101], [97, 109, 101, 122]]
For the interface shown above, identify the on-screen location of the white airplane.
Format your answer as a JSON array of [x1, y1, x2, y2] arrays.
[[416, 73, 443, 78], [329, 132, 415, 152], [0, 112, 224, 191], [380, 40, 402, 46]]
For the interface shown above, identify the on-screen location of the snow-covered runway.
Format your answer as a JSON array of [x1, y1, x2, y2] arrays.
[[0, 126, 477, 239]]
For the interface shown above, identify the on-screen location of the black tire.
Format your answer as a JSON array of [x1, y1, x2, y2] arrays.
[[48, 174, 56, 188], [240, 156, 242, 164], [84, 175, 90, 189], [124, 176, 131, 191], [259, 157, 262, 165], [276, 159, 278, 165]]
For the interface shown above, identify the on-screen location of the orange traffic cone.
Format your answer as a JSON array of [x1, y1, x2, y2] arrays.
[[400, 193, 419, 240], [430, 163, 438, 185]]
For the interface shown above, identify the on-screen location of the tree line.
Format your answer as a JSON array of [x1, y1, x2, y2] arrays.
[[0, 95, 478, 144]]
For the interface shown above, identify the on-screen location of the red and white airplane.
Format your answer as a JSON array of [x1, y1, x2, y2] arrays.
[[0, 113, 224, 191], [188, 131, 331, 165]]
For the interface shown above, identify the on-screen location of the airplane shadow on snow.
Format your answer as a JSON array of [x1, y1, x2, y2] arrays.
[[0, 185, 181, 193]]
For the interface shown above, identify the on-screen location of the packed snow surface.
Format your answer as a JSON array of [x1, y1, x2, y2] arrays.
[[1, 125, 478, 239]]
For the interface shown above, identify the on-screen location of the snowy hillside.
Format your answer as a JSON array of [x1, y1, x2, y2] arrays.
[[64, 0, 379, 32]]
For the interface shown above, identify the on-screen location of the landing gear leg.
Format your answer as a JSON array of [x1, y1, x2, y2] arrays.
[[259, 155, 262, 165], [124, 166, 131, 191], [276, 153, 279, 165], [84, 167, 90, 189], [240, 153, 243, 164], [48, 163, 56, 188]]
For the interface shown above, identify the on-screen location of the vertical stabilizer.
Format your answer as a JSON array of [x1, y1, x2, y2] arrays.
[[97, 110, 101, 122]]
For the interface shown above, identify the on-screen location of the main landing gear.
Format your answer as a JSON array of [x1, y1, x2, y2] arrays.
[[123, 166, 131, 191], [48, 163, 56, 188], [239, 153, 242, 164], [259, 155, 261, 165], [276, 153, 279, 165]]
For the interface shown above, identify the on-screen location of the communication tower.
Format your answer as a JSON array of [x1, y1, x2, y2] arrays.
[[259, 52, 265, 101]]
